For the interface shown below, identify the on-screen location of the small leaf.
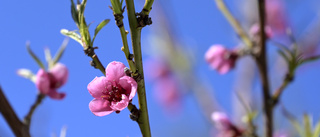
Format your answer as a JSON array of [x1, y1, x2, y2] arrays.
[[17, 69, 36, 83], [282, 106, 304, 136], [44, 47, 52, 65], [92, 19, 110, 45], [278, 50, 290, 63], [70, 0, 79, 25], [26, 43, 45, 70], [304, 114, 313, 137], [52, 38, 69, 67], [312, 120, 320, 137], [60, 29, 83, 46]]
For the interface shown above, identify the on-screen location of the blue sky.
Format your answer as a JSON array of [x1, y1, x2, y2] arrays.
[[1, 0, 320, 137]]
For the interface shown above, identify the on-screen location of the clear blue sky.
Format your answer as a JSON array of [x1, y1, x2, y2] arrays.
[[1, 0, 320, 137]]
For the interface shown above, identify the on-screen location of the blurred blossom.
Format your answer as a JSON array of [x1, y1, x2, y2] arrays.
[[211, 112, 243, 137], [145, 58, 183, 114], [266, 0, 288, 35], [153, 77, 182, 113], [35, 63, 68, 100], [145, 58, 171, 80], [249, 23, 273, 39], [273, 131, 288, 137], [87, 61, 137, 116], [205, 45, 238, 74]]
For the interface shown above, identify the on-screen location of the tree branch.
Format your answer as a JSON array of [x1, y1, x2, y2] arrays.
[[0, 86, 30, 137]]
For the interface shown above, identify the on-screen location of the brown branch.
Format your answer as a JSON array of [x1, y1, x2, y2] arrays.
[[23, 93, 46, 129], [0, 86, 30, 137], [256, 0, 273, 137]]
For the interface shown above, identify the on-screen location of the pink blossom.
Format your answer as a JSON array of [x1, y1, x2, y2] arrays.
[[145, 58, 171, 80], [266, 0, 288, 35], [211, 112, 243, 137], [87, 61, 137, 116], [153, 77, 181, 113], [205, 45, 238, 74], [273, 131, 288, 137], [249, 23, 273, 38], [35, 63, 68, 100]]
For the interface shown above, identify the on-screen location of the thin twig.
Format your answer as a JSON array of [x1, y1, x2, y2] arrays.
[[23, 93, 46, 129], [272, 73, 292, 106], [0, 86, 30, 137], [214, 0, 252, 47], [110, 0, 137, 75]]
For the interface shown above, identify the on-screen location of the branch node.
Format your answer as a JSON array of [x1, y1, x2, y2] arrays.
[[136, 12, 152, 28]]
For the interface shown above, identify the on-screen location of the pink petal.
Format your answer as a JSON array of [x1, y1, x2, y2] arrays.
[[47, 89, 66, 100], [49, 63, 68, 87], [110, 95, 129, 111], [35, 69, 50, 94], [89, 99, 114, 116], [87, 76, 109, 99], [153, 78, 181, 109], [119, 76, 137, 100], [205, 45, 226, 63], [212, 112, 232, 130], [216, 61, 233, 74], [105, 61, 126, 80]]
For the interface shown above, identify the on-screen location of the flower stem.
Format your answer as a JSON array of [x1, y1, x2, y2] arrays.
[[0, 86, 30, 137], [23, 93, 46, 129], [125, 0, 151, 136], [214, 0, 252, 48], [256, 0, 273, 136]]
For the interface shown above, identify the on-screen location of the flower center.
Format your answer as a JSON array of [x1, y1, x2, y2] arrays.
[[48, 73, 60, 88], [101, 81, 128, 103]]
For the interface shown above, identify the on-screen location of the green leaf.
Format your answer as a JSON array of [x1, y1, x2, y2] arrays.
[[304, 114, 313, 137], [92, 19, 110, 45], [313, 120, 320, 137], [44, 47, 52, 65], [52, 38, 69, 68], [70, 0, 79, 25], [282, 107, 304, 136], [26, 43, 45, 70], [278, 50, 290, 63], [60, 29, 83, 46], [17, 69, 36, 83]]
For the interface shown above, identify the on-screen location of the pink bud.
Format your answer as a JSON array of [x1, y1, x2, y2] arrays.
[[249, 23, 273, 38], [35, 63, 68, 100], [205, 45, 238, 74]]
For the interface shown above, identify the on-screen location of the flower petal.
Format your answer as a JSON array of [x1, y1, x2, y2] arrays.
[[89, 99, 114, 116], [110, 94, 129, 111], [205, 45, 226, 63], [47, 89, 66, 100], [87, 76, 109, 99], [119, 76, 137, 100], [105, 61, 126, 80], [49, 63, 68, 88], [35, 69, 50, 94]]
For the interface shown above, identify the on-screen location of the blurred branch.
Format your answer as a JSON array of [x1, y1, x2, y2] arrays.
[[255, 0, 273, 137], [214, 0, 252, 48], [272, 73, 293, 106], [23, 93, 46, 129], [0, 86, 30, 137]]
